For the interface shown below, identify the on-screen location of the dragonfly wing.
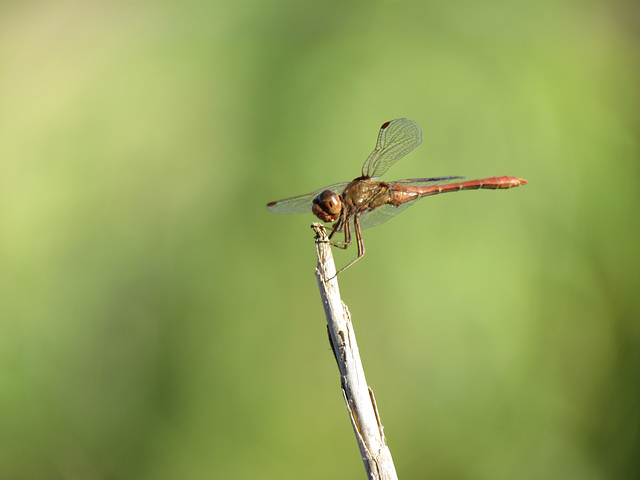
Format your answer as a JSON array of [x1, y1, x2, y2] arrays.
[[267, 182, 350, 215], [357, 177, 465, 229], [387, 176, 465, 186], [358, 201, 417, 230], [361, 118, 422, 178]]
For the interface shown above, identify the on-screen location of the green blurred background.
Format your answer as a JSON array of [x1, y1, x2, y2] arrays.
[[1, 2, 638, 479]]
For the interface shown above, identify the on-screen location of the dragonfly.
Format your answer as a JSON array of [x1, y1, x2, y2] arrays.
[[267, 118, 527, 274]]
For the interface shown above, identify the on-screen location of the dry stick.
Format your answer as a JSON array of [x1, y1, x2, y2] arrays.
[[312, 223, 398, 480]]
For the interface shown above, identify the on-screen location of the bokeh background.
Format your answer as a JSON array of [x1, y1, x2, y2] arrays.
[[1, 2, 638, 479]]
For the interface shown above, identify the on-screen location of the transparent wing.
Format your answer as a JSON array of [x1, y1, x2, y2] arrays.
[[361, 118, 422, 178], [386, 176, 464, 186], [357, 177, 466, 229], [358, 202, 417, 230], [266, 182, 349, 215]]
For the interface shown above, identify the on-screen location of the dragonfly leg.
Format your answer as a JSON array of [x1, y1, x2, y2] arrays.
[[327, 213, 351, 250], [332, 215, 365, 276], [327, 220, 341, 239]]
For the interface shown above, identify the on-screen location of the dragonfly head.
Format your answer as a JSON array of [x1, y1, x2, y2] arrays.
[[312, 190, 341, 222]]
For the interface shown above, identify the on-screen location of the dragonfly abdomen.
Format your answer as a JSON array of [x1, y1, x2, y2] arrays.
[[390, 176, 527, 204]]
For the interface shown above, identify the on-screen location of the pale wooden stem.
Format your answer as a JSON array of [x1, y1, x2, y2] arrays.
[[312, 223, 398, 480]]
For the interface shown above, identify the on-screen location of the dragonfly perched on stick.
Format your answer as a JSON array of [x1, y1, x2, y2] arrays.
[[267, 118, 527, 275]]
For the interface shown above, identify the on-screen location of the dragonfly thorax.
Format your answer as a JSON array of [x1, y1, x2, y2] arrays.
[[342, 177, 390, 213]]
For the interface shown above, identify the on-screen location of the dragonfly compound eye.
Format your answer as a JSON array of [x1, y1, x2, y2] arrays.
[[312, 190, 341, 222]]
